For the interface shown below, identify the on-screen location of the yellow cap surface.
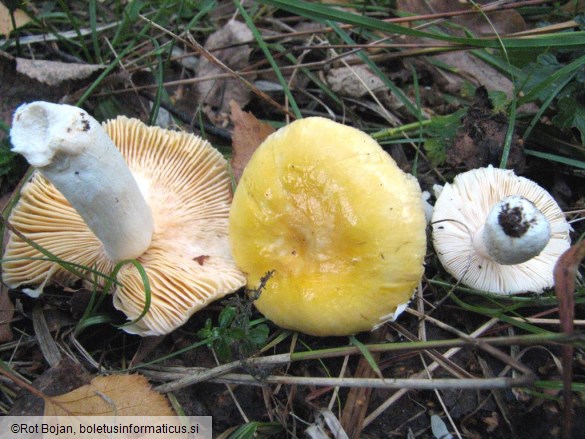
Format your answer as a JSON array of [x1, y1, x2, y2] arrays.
[[229, 117, 426, 336]]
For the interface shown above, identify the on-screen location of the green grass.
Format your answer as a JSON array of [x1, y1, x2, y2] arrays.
[[1, 1, 584, 436]]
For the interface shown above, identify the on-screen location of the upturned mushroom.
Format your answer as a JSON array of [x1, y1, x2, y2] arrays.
[[431, 165, 571, 294], [228, 117, 427, 336], [2, 101, 245, 336]]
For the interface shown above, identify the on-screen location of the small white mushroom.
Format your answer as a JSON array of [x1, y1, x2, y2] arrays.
[[431, 165, 571, 294]]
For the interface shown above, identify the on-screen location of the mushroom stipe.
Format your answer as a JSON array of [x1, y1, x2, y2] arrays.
[[431, 165, 571, 295], [3, 102, 245, 336]]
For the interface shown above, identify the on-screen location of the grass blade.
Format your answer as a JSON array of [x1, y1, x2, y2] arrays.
[[524, 149, 585, 170], [235, 0, 302, 119], [106, 259, 152, 330], [328, 21, 422, 120], [349, 335, 383, 379], [258, 0, 585, 49]]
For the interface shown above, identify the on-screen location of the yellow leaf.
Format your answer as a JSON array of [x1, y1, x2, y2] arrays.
[[44, 374, 174, 416], [0, 2, 31, 38]]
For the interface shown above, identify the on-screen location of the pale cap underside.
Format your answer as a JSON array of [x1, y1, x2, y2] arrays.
[[431, 165, 571, 294], [3, 117, 245, 335]]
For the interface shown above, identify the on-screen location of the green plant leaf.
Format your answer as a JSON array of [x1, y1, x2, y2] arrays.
[[219, 306, 236, 328], [226, 327, 246, 341], [519, 53, 565, 101], [74, 313, 116, 334], [518, 52, 585, 105], [108, 259, 152, 330], [349, 335, 382, 379], [423, 137, 447, 166], [553, 96, 585, 139], [247, 324, 269, 346], [215, 337, 233, 363]]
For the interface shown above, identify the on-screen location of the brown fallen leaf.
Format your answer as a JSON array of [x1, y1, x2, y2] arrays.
[[553, 240, 585, 439], [0, 51, 104, 141], [195, 20, 254, 123], [16, 58, 104, 87], [562, 0, 585, 13], [45, 374, 174, 416], [396, 0, 526, 36], [396, 0, 525, 98], [326, 64, 386, 98], [0, 51, 56, 140], [325, 62, 409, 124], [421, 50, 516, 98], [0, 1, 31, 38], [230, 100, 275, 183], [483, 412, 500, 433]]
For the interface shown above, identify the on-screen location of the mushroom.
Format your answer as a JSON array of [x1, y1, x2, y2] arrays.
[[2, 101, 245, 336], [431, 165, 571, 294], [228, 117, 427, 336]]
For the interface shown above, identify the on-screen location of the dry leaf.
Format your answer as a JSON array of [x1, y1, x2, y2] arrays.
[[230, 100, 275, 183], [326, 60, 413, 124], [306, 409, 349, 438], [45, 374, 174, 416], [426, 50, 515, 97], [0, 51, 104, 139], [554, 240, 585, 335], [16, 58, 104, 86], [483, 412, 500, 433], [0, 1, 31, 38], [396, 0, 526, 36], [326, 65, 385, 98], [562, 0, 585, 13], [396, 0, 524, 97], [195, 20, 254, 121], [553, 240, 585, 439], [130, 335, 166, 368]]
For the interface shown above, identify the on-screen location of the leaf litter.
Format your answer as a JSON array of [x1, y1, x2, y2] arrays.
[[195, 19, 255, 125], [395, 0, 524, 98], [0, 1, 30, 38], [229, 100, 275, 183], [0, 1, 584, 438]]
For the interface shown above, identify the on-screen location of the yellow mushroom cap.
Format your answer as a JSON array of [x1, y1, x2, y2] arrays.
[[229, 117, 427, 336]]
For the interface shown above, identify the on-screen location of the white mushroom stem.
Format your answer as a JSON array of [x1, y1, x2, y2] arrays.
[[10, 101, 154, 261], [471, 195, 551, 265]]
